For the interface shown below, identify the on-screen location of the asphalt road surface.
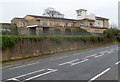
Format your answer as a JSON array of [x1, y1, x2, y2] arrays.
[[2, 44, 120, 82]]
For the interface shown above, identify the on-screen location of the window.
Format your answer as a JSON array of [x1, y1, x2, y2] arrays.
[[95, 30, 100, 32], [98, 22, 100, 25], [90, 23, 93, 27], [55, 23, 60, 27], [21, 23, 24, 27], [80, 23, 84, 27], [64, 23, 68, 27]]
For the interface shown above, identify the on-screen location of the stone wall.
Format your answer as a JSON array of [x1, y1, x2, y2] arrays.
[[2, 37, 114, 61]]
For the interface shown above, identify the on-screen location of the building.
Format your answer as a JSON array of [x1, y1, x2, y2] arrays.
[[11, 9, 109, 35]]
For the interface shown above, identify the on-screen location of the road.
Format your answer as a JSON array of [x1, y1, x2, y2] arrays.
[[2, 44, 119, 82]]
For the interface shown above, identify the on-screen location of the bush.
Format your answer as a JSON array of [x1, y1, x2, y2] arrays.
[[1, 35, 18, 49], [1, 35, 105, 50], [49, 36, 62, 44], [54, 28, 61, 35], [103, 28, 119, 37], [1, 35, 44, 50]]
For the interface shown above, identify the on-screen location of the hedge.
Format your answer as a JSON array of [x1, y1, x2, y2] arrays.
[[1, 35, 106, 50]]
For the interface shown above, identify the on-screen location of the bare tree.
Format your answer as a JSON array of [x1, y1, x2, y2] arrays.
[[43, 7, 64, 18]]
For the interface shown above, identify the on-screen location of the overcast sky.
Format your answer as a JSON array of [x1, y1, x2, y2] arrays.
[[0, 0, 119, 25]]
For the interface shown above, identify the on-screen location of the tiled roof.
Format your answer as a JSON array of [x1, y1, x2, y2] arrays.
[[95, 16, 109, 20], [26, 15, 78, 21], [13, 17, 24, 19]]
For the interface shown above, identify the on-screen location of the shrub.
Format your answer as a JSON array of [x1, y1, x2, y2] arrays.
[[49, 35, 62, 44], [103, 28, 119, 37], [1, 35, 44, 50], [1, 35, 106, 50]]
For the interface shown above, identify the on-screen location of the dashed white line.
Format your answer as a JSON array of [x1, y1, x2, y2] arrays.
[[59, 59, 79, 66], [94, 54, 104, 58], [9, 62, 39, 70], [70, 59, 88, 66], [85, 56, 90, 58], [107, 51, 114, 54], [25, 69, 58, 81], [88, 68, 111, 82], [90, 54, 97, 57], [101, 51, 108, 54], [115, 61, 120, 65]]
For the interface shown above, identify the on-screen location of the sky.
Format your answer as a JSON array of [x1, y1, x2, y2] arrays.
[[0, 0, 119, 26]]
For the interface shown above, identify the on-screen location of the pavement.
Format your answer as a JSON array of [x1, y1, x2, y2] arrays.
[[1, 44, 119, 82]]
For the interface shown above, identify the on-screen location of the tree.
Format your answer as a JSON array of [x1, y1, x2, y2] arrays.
[[10, 23, 19, 35], [2, 23, 19, 35], [103, 28, 120, 37], [65, 28, 72, 35], [43, 7, 64, 18]]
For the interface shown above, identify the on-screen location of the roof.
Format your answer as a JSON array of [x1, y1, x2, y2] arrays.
[[95, 16, 109, 20], [12, 17, 24, 19], [0, 23, 11, 25], [0, 23, 11, 29], [81, 18, 95, 21], [27, 25, 39, 28], [76, 9, 87, 11], [11, 17, 27, 21], [26, 15, 77, 21]]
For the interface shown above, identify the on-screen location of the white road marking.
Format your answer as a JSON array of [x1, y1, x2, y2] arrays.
[[85, 54, 97, 58], [101, 51, 108, 54], [88, 68, 111, 82], [50, 56, 67, 60], [59, 59, 79, 66], [7, 78, 19, 81], [90, 54, 97, 57], [107, 51, 114, 54], [7, 69, 45, 80], [85, 56, 90, 58], [94, 54, 104, 58], [70, 59, 88, 66], [115, 61, 120, 65], [9, 62, 39, 70], [25, 69, 58, 81]]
